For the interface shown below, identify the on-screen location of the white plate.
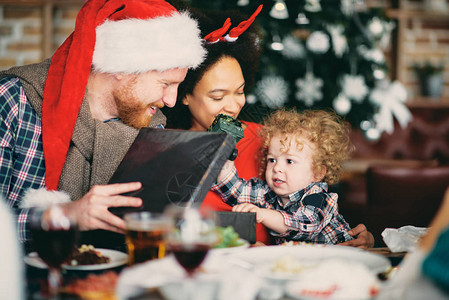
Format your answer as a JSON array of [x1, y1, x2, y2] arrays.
[[212, 238, 250, 254], [255, 258, 319, 281], [284, 258, 382, 300], [285, 281, 376, 300], [24, 248, 128, 271], [231, 244, 391, 281]]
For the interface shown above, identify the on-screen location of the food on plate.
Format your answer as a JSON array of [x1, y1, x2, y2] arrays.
[[213, 226, 245, 248], [271, 255, 305, 275], [61, 271, 118, 299], [286, 258, 381, 299], [65, 244, 110, 266], [281, 241, 313, 246]]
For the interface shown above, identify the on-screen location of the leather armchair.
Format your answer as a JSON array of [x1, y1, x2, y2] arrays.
[[365, 165, 449, 247], [338, 105, 449, 235]]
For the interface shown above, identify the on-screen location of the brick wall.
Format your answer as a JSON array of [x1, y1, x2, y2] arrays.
[[0, 5, 43, 68], [399, 1, 449, 99], [0, 0, 448, 99], [0, 3, 81, 69]]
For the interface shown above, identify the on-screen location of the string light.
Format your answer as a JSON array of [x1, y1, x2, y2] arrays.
[[304, 0, 322, 12], [295, 12, 309, 24], [237, 0, 250, 6], [270, 33, 284, 51], [270, 0, 289, 19]]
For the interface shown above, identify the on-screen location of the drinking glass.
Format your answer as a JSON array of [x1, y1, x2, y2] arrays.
[[30, 205, 78, 299], [164, 206, 219, 299], [124, 212, 173, 265]]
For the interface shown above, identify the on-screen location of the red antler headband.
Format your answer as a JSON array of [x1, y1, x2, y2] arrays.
[[204, 4, 263, 44], [204, 18, 232, 44]]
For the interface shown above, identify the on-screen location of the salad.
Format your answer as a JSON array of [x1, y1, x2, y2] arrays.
[[213, 226, 245, 248]]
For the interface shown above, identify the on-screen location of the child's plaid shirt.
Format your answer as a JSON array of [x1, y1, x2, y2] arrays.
[[211, 166, 353, 244]]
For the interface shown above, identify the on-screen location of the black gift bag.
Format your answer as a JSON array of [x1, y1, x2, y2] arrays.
[[216, 211, 256, 244], [108, 128, 235, 216]]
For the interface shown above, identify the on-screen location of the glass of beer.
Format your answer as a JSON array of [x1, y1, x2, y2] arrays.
[[124, 212, 173, 265]]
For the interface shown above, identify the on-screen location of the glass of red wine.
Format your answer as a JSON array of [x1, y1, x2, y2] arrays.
[[165, 206, 218, 298], [30, 205, 78, 299]]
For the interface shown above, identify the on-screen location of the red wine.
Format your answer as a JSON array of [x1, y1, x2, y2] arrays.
[[170, 243, 210, 275], [31, 227, 78, 268]]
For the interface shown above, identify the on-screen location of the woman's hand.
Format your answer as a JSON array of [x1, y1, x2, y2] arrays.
[[57, 182, 143, 234], [339, 224, 375, 249]]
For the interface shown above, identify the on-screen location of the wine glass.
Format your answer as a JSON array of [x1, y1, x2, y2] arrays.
[[30, 205, 78, 299], [164, 206, 219, 298]]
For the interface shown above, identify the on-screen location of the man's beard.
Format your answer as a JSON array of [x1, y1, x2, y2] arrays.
[[113, 80, 153, 129]]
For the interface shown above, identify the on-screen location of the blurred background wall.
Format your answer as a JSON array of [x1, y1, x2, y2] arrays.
[[0, 0, 448, 131]]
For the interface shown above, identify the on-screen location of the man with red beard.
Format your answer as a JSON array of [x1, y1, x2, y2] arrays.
[[0, 0, 205, 250]]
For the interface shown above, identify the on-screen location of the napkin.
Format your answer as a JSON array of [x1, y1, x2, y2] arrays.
[[382, 225, 428, 253], [116, 256, 184, 299], [377, 248, 449, 300], [116, 251, 261, 300]]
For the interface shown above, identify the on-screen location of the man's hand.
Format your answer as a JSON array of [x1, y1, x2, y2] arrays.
[[339, 223, 375, 249], [57, 182, 143, 234]]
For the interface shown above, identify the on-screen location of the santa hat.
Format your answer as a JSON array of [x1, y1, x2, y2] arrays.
[[42, 0, 206, 191]]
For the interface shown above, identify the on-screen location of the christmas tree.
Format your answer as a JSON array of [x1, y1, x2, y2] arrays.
[[188, 0, 411, 139]]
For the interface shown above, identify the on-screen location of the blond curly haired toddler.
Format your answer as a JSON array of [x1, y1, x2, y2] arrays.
[[212, 109, 354, 244]]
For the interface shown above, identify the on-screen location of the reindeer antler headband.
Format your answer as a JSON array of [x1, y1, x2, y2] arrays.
[[204, 4, 263, 44]]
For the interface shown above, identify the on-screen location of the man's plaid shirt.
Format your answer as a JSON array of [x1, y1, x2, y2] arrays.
[[0, 77, 46, 242], [211, 166, 353, 244]]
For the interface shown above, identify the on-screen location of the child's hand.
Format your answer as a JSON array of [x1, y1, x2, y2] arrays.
[[232, 203, 265, 223], [233, 204, 289, 234]]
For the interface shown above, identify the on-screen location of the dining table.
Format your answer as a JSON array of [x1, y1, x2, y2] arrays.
[[25, 243, 406, 300]]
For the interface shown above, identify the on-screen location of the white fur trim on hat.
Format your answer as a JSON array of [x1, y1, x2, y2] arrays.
[[19, 188, 71, 209], [93, 11, 206, 73]]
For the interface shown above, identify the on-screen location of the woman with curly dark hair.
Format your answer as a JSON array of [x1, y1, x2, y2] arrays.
[[164, 6, 262, 131]]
